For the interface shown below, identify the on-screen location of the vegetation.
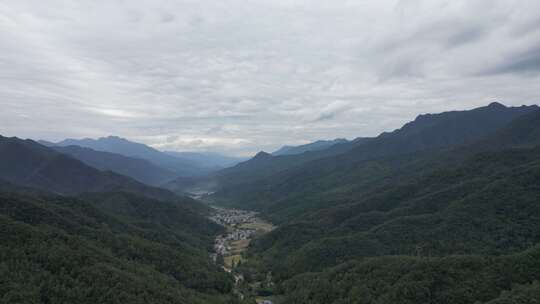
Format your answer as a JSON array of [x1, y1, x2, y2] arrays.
[[212, 107, 540, 303], [3, 104, 540, 303], [281, 247, 540, 304], [0, 189, 237, 303], [246, 146, 540, 279]]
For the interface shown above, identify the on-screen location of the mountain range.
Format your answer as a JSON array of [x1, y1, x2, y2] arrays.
[[169, 102, 538, 197], [207, 102, 540, 302], [49, 136, 211, 176], [3, 101, 540, 303], [0, 136, 238, 303], [44, 136, 243, 177], [38, 136, 246, 188], [0, 136, 178, 200], [50, 145, 178, 186]]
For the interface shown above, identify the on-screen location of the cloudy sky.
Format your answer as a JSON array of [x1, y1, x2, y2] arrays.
[[1, 0, 539, 156]]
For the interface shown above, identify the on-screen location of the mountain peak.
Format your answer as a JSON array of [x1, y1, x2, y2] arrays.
[[253, 151, 272, 160], [487, 101, 507, 109]]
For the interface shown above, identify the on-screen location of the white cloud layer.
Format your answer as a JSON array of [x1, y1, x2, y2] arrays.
[[1, 0, 539, 155]]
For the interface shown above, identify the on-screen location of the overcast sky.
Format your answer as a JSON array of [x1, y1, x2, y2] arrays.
[[1, 0, 539, 156]]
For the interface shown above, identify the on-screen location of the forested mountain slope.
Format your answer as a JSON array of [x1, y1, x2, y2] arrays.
[[272, 138, 349, 156], [211, 103, 539, 216], [229, 107, 540, 303], [0, 136, 177, 201], [249, 145, 540, 277], [173, 100, 527, 196], [53, 145, 177, 186], [0, 187, 236, 303], [166, 138, 368, 194], [280, 247, 540, 304]]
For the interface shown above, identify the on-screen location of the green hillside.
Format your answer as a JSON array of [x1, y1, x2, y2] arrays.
[[281, 246, 540, 304], [223, 107, 540, 302], [0, 188, 236, 304]]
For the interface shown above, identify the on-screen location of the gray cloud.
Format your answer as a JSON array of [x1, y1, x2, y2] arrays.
[[0, 0, 539, 156], [445, 26, 487, 49], [481, 44, 540, 76]]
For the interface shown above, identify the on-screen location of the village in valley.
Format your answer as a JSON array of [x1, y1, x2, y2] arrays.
[[208, 207, 277, 304], [209, 207, 274, 270]]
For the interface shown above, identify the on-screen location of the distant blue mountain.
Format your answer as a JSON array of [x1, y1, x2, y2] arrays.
[[51, 136, 209, 176], [51, 145, 177, 186], [0, 136, 177, 200], [164, 151, 246, 169]]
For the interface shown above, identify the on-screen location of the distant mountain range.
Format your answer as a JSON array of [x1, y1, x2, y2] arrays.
[[3, 101, 540, 303], [0, 136, 177, 200], [48, 136, 210, 176], [170, 102, 538, 196], [272, 138, 349, 156], [164, 151, 246, 169], [51, 145, 177, 186], [40, 136, 244, 184]]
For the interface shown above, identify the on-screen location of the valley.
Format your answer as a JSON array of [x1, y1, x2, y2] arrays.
[[210, 207, 275, 271], [209, 207, 277, 303], [3, 1, 540, 302], [2, 103, 540, 303]]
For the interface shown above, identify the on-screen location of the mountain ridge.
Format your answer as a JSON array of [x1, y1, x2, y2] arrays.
[[224, 104, 540, 302], [272, 138, 350, 156], [51, 145, 177, 186], [53, 136, 210, 177], [210, 102, 540, 212], [0, 136, 178, 201]]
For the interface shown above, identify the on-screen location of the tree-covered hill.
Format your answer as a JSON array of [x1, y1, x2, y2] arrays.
[[281, 246, 540, 304], [0, 188, 236, 304], [227, 107, 540, 302], [169, 103, 537, 196], [249, 145, 540, 278], [210, 103, 539, 215]]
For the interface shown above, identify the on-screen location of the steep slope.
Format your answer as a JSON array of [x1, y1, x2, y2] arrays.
[[0, 136, 177, 200], [281, 247, 540, 304], [0, 188, 236, 303], [167, 102, 535, 196], [272, 138, 349, 156], [52, 145, 177, 186], [476, 107, 540, 149], [216, 137, 370, 184], [337, 102, 537, 161], [250, 146, 540, 278], [218, 105, 540, 303], [55, 136, 211, 176], [232, 108, 540, 295], [166, 138, 367, 195], [211, 103, 539, 213]]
